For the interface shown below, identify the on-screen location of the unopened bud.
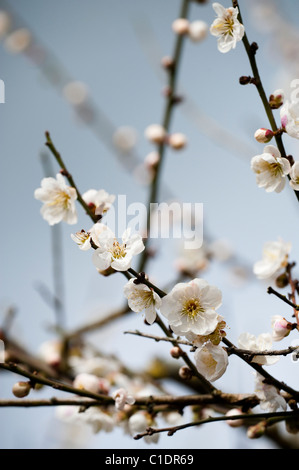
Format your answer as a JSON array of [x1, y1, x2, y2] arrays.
[[225, 409, 244, 428], [271, 315, 292, 341], [254, 128, 274, 144], [188, 21, 208, 42], [239, 76, 251, 85], [172, 18, 190, 36], [144, 124, 167, 145], [275, 272, 289, 289], [179, 366, 193, 380], [269, 89, 284, 109], [12, 381, 31, 398], [145, 151, 160, 169], [170, 346, 181, 359], [247, 420, 266, 439], [168, 133, 187, 150], [161, 56, 174, 70]]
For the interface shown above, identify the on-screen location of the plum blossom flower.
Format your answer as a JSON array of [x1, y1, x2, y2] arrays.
[[280, 99, 299, 139], [81, 407, 114, 434], [186, 315, 226, 346], [253, 238, 291, 279], [71, 223, 112, 251], [123, 278, 161, 324], [210, 2, 244, 53], [92, 228, 144, 272], [289, 161, 299, 190], [112, 388, 135, 411], [255, 372, 287, 412], [82, 188, 115, 217], [194, 341, 228, 382], [160, 278, 222, 336], [73, 373, 108, 395], [128, 411, 159, 444], [271, 315, 292, 341], [188, 20, 208, 42], [34, 173, 78, 225], [238, 332, 279, 366], [251, 145, 291, 193]]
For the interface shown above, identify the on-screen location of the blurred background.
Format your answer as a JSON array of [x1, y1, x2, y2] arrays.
[[1, 0, 299, 449]]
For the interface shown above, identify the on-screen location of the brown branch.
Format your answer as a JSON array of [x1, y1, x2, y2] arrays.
[[134, 410, 299, 440]]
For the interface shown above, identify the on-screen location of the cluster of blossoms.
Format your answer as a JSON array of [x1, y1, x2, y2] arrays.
[[37, 341, 183, 443]]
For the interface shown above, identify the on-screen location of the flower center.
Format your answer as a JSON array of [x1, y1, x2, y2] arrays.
[[48, 191, 70, 209], [181, 298, 204, 322], [268, 162, 282, 177], [110, 240, 127, 259]]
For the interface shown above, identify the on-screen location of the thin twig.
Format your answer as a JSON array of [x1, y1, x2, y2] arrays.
[[134, 410, 299, 439]]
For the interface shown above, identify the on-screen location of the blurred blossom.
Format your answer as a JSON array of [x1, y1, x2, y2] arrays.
[[38, 339, 62, 367], [289, 161, 299, 190], [188, 20, 208, 42], [4, 28, 31, 54], [238, 333, 279, 366], [253, 238, 291, 280], [0, 11, 11, 39], [208, 239, 233, 262], [113, 126, 138, 153], [63, 81, 88, 105], [144, 124, 166, 144], [255, 372, 287, 412]]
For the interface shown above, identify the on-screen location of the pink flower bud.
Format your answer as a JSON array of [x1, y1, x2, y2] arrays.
[[12, 381, 31, 398], [269, 89, 284, 109], [172, 18, 190, 36], [254, 128, 274, 144], [179, 366, 193, 380], [170, 346, 181, 359], [271, 315, 292, 341], [247, 421, 266, 439]]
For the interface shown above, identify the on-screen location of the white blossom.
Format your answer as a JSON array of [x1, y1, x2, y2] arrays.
[[63, 81, 88, 105], [82, 188, 115, 217], [238, 332, 279, 366], [0, 11, 11, 39], [289, 161, 299, 190], [144, 124, 166, 144], [123, 278, 161, 324], [172, 18, 190, 36], [281, 99, 299, 139], [38, 339, 62, 367], [71, 230, 92, 250], [71, 223, 112, 251], [194, 341, 228, 382], [271, 315, 291, 341], [210, 2, 244, 53], [34, 173, 78, 225], [4, 28, 31, 54], [73, 373, 105, 394], [160, 278, 222, 336], [251, 145, 291, 193], [188, 20, 208, 42], [255, 372, 287, 412], [253, 238, 291, 279], [92, 228, 144, 272], [128, 412, 159, 444], [112, 388, 135, 411], [82, 407, 114, 434], [113, 126, 137, 153], [168, 133, 187, 150]]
